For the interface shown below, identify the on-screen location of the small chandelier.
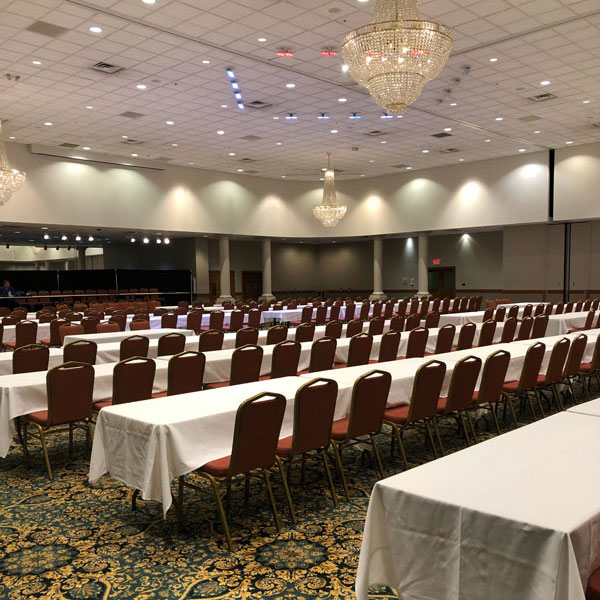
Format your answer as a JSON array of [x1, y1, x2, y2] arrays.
[[341, 0, 453, 113], [0, 121, 25, 205], [313, 153, 347, 228]]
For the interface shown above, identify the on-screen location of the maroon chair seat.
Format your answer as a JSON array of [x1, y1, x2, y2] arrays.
[[587, 568, 600, 600]]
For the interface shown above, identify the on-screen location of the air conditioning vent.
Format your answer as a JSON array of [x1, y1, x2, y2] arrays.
[[392, 164, 409, 169], [364, 130, 386, 137], [119, 111, 146, 119], [527, 93, 557, 102], [519, 115, 541, 122], [154, 156, 172, 161], [58, 143, 79, 149], [242, 170, 259, 174], [240, 158, 257, 162], [246, 100, 272, 110], [26, 21, 68, 38], [431, 132, 452, 138], [120, 139, 143, 145], [91, 61, 124, 74], [240, 135, 262, 141], [440, 148, 460, 154]]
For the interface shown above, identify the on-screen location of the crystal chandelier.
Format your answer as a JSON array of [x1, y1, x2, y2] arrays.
[[313, 153, 347, 228], [341, 0, 453, 113], [0, 121, 25, 205]]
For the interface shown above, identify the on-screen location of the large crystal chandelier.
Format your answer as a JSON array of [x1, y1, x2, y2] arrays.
[[341, 0, 453, 113], [0, 121, 25, 205], [313, 153, 347, 228]]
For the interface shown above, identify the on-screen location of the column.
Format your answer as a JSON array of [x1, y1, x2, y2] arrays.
[[217, 236, 234, 304], [417, 233, 429, 296], [259, 239, 276, 302], [77, 248, 86, 270], [194, 238, 210, 300], [370, 238, 385, 300]]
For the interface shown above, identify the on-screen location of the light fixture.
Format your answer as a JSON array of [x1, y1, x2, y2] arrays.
[[130, 237, 136, 243], [489, 57, 498, 62], [540, 80, 551, 86], [341, 0, 453, 113], [44, 122, 52, 126], [349, 113, 362, 119], [285, 83, 296, 88], [89, 26, 102, 33], [143, 237, 149, 244], [0, 120, 26, 204], [171, 143, 178, 147], [164, 237, 170, 244], [406, 166, 412, 170], [258, 37, 267, 42], [380, 140, 387, 143], [86, 106, 93, 109], [444, 127, 452, 132], [131, 153, 138, 157], [142, 0, 156, 4], [313, 152, 347, 228], [228, 152, 236, 156], [484, 139, 491, 142], [226, 69, 235, 78], [518, 148, 526, 153], [43, 234, 50, 240], [165, 120, 174, 125], [88, 236, 94, 241], [422, 149, 429, 153], [338, 98, 347, 102], [237, 168, 244, 172], [32, 60, 41, 65], [342, 64, 349, 72], [156, 238, 162, 244], [61, 234, 67, 240], [450, 102, 457, 106], [202, 60, 210, 64], [583, 100, 591, 104], [75, 235, 81, 241], [216, 130, 225, 135], [380, 113, 393, 119], [495, 117, 503, 121], [330, 129, 338, 133], [533, 130, 541, 134], [136, 84, 147, 90], [566, 141, 573, 145], [276, 142, 283, 146], [285, 113, 298, 120], [83, 146, 90, 150], [318, 113, 330, 120]]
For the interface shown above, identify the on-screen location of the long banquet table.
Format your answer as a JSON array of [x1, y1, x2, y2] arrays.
[[63, 328, 193, 346], [355, 410, 600, 600]]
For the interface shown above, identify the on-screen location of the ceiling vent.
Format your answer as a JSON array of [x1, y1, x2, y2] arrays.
[[242, 169, 259, 174], [25, 21, 68, 38], [119, 111, 146, 119], [246, 100, 272, 110], [392, 164, 409, 169], [519, 115, 541, 122], [240, 135, 262, 141], [364, 130, 386, 137], [440, 148, 460, 153], [431, 132, 452, 138], [58, 143, 79, 149], [154, 156, 172, 161], [527, 93, 557, 102], [120, 139, 143, 145], [591, 122, 600, 128], [240, 158, 257, 162], [91, 62, 124, 74]]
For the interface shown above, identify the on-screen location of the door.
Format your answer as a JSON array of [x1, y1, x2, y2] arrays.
[[428, 267, 456, 298], [242, 271, 263, 300], [208, 270, 235, 299]]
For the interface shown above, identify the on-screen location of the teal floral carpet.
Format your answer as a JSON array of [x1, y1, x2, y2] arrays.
[[0, 411, 515, 600]]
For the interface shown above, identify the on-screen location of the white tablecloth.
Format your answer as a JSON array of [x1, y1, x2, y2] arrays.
[[568, 398, 600, 418], [0, 359, 169, 457], [356, 411, 600, 600], [2, 322, 51, 345], [63, 328, 193, 346], [546, 311, 595, 336]]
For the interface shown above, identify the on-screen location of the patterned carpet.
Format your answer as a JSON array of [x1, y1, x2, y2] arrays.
[[0, 397, 557, 600]]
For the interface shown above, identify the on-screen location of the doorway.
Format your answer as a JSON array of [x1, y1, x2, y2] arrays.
[[428, 267, 456, 298], [242, 271, 263, 300], [208, 270, 235, 300]]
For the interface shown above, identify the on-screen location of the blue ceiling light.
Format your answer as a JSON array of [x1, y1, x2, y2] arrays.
[[226, 69, 235, 78], [349, 113, 362, 119], [317, 113, 330, 120], [380, 113, 394, 119], [237, 102, 245, 110], [225, 68, 245, 111], [285, 113, 298, 120]]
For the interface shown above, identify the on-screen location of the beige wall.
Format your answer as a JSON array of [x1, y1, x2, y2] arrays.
[[383, 238, 418, 292]]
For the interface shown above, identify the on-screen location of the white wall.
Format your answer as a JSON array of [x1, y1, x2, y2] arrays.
[[2, 142, 550, 239]]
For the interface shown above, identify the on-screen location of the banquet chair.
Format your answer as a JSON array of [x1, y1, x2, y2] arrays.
[[202, 311, 224, 332], [544, 303, 554, 316], [119, 335, 150, 361], [247, 309, 261, 329], [494, 306, 506, 322], [235, 327, 258, 348], [561, 334, 587, 404], [384, 360, 447, 469], [579, 333, 600, 400], [419, 300, 430, 317], [440, 298, 450, 314], [305, 337, 337, 373], [575, 300, 584, 312], [554, 302, 564, 314], [63, 340, 97, 365], [515, 316, 534, 340], [266, 325, 287, 345], [38, 313, 54, 324], [295, 323, 315, 343], [536, 338, 570, 412], [436, 355, 482, 451], [531, 314, 549, 338], [409, 299, 419, 315], [534, 303, 545, 316], [167, 351, 205, 396], [359, 303, 370, 321], [186, 310, 203, 334], [502, 341, 546, 423], [383, 302, 394, 320], [59, 323, 83, 345], [154, 308, 168, 316], [372, 302, 383, 319], [198, 329, 224, 352], [424, 312, 440, 329], [179, 391, 294, 550], [5, 320, 38, 351], [130, 320, 150, 331], [432, 324, 455, 354], [2, 315, 20, 326], [108, 315, 126, 331], [328, 305, 341, 322], [93, 357, 156, 412], [477, 320, 496, 347], [506, 306, 519, 320], [405, 314, 420, 332], [377, 330, 401, 362], [368, 317, 385, 336], [276, 378, 339, 505], [21, 362, 95, 479], [344, 319, 362, 338], [312, 305, 328, 326], [472, 349, 511, 437], [41, 318, 68, 347], [404, 327, 428, 358], [396, 299, 408, 317], [205, 345, 263, 389], [290, 306, 313, 327], [161, 313, 178, 329], [265, 340, 301, 379], [13, 344, 50, 374], [342, 303, 355, 322], [98, 322, 120, 334], [81, 317, 99, 334], [568, 310, 595, 333], [324, 320, 342, 339], [157, 332, 186, 356], [482, 308, 493, 322], [331, 370, 391, 500], [223, 310, 244, 333], [499, 317, 517, 343], [390, 316, 405, 332], [341, 333, 373, 368], [522, 304, 533, 319], [564, 302, 574, 313], [455, 323, 476, 351], [429, 298, 441, 314], [593, 299, 600, 310]]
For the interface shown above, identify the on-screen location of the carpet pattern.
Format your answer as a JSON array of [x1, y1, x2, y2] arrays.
[[0, 396, 560, 600]]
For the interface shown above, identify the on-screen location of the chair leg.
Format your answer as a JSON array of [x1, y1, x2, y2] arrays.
[[583, 375, 591, 402], [393, 426, 409, 470], [458, 413, 471, 446], [551, 384, 565, 411], [504, 393, 519, 427], [201, 473, 233, 551], [331, 441, 350, 501], [36, 425, 52, 480], [132, 489, 140, 511], [567, 378, 578, 404], [534, 390, 545, 418], [369, 434, 385, 479], [275, 456, 296, 524], [432, 419, 445, 456], [488, 402, 502, 435], [262, 468, 281, 532], [424, 421, 438, 458], [86, 420, 94, 447], [319, 448, 338, 507], [464, 411, 478, 444]]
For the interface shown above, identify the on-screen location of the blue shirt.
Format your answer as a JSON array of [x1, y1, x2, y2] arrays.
[[0, 287, 16, 297]]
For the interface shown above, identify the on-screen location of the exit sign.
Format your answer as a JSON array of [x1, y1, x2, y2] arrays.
[[433, 258, 441, 265]]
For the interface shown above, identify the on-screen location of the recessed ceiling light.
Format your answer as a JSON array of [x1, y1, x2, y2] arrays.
[[540, 80, 551, 86], [450, 102, 457, 106], [216, 130, 225, 135], [321, 168, 327, 171], [61, 234, 68, 240], [188, 162, 194, 165], [406, 166, 412, 170], [583, 100, 591, 104], [165, 120, 174, 125], [276, 142, 282, 145], [285, 83, 296, 88], [83, 146, 90, 150], [171, 143, 178, 147], [380, 140, 387, 144], [202, 60, 210, 64], [43, 234, 49, 240], [130, 237, 136, 243], [237, 168, 244, 172], [444, 127, 452, 132], [495, 117, 503, 121], [86, 105, 93, 109], [518, 148, 526, 152], [533, 130, 541, 134], [142, 0, 156, 4], [88, 235, 94, 241], [136, 84, 147, 90], [338, 98, 347, 102], [341, 64, 349, 73], [143, 237, 149, 244], [360, 174, 365, 177], [89, 26, 102, 33], [44, 122, 52, 126], [75, 235, 81, 241], [459, 158, 465, 162], [131, 153, 138, 157], [258, 37, 267, 42], [489, 57, 498, 62], [122, 135, 128, 139], [566, 141, 573, 145], [484, 139, 491, 142], [164, 237, 170, 244], [281, 175, 286, 178], [369, 160, 375, 163], [156, 238, 162, 244], [9, 136, 15, 140], [228, 152, 235, 156], [273, 116, 279, 120], [221, 104, 228, 108], [330, 129, 338, 133], [32, 60, 41, 65], [422, 149, 429, 153]]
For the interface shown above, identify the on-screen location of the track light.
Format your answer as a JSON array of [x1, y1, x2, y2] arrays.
[[61, 234, 67, 241], [75, 235, 81, 241], [156, 238, 162, 244], [43, 234, 49, 240], [164, 237, 170, 245], [143, 237, 149, 244], [88, 236, 94, 242], [130, 237, 136, 243]]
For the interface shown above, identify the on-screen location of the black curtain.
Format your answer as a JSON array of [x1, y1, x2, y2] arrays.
[[58, 269, 116, 290], [0, 270, 58, 293], [116, 269, 191, 292]]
